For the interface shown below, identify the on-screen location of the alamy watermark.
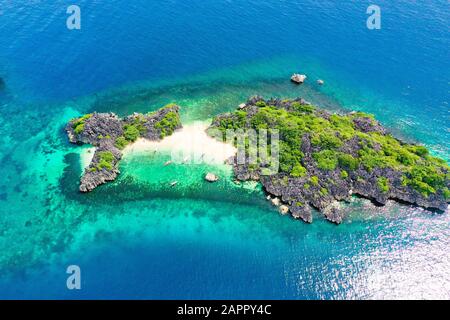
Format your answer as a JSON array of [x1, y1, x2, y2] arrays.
[[169, 127, 280, 176], [66, 265, 81, 290], [64, 5, 380, 31], [367, 5, 381, 30], [66, 5, 81, 30]]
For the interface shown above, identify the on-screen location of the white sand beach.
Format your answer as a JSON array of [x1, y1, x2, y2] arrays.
[[80, 146, 96, 170], [122, 122, 237, 165]]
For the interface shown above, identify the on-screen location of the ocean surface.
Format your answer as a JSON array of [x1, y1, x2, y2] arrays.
[[0, 0, 449, 299]]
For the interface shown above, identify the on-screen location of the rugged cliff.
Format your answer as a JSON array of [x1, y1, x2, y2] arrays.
[[66, 104, 182, 192], [208, 97, 449, 223]]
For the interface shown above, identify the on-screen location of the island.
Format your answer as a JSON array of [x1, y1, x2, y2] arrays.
[[65, 97, 449, 224], [65, 104, 182, 192], [208, 96, 449, 223]]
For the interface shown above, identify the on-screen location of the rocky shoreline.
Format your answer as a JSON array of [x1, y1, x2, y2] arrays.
[[65, 97, 449, 224], [208, 97, 449, 224], [66, 104, 182, 192]]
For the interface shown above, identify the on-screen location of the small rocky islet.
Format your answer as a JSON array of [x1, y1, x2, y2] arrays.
[[65, 104, 182, 192], [66, 98, 449, 224], [208, 96, 449, 223]]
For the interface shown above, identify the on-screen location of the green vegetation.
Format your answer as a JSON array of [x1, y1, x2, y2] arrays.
[[114, 107, 180, 148], [210, 99, 449, 198], [311, 130, 343, 149], [123, 124, 140, 142], [215, 111, 248, 132], [338, 154, 359, 170], [350, 111, 375, 120], [74, 123, 85, 135], [443, 188, 450, 200], [97, 134, 111, 140], [401, 162, 449, 196], [71, 114, 92, 135], [115, 136, 129, 150], [310, 176, 319, 186], [114, 115, 148, 149], [320, 187, 329, 196], [155, 111, 181, 138], [291, 101, 315, 113], [290, 164, 307, 177], [126, 115, 148, 141], [95, 151, 115, 171], [313, 150, 338, 171], [377, 177, 390, 193]]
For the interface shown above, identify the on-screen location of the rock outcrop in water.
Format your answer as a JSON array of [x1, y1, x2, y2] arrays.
[[66, 104, 182, 192], [208, 97, 450, 224], [291, 74, 307, 84], [205, 172, 219, 182]]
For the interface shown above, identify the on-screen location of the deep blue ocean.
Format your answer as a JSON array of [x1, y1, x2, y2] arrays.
[[0, 0, 449, 299]]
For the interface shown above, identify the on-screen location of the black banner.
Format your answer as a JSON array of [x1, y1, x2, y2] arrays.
[[0, 300, 443, 318]]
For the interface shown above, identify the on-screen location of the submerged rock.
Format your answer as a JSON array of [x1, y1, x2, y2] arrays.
[[317, 79, 324, 85], [0, 77, 5, 90], [66, 104, 182, 192]]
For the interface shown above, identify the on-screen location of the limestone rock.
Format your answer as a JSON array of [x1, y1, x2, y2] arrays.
[[291, 74, 307, 84], [208, 97, 450, 224], [205, 172, 219, 182], [279, 205, 289, 215], [66, 105, 182, 192], [271, 197, 281, 206]]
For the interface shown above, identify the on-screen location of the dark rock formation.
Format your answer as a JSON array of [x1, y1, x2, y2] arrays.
[[66, 104, 182, 192], [208, 97, 449, 224]]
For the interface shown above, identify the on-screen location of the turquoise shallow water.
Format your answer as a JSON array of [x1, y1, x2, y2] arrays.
[[0, 1, 449, 299]]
